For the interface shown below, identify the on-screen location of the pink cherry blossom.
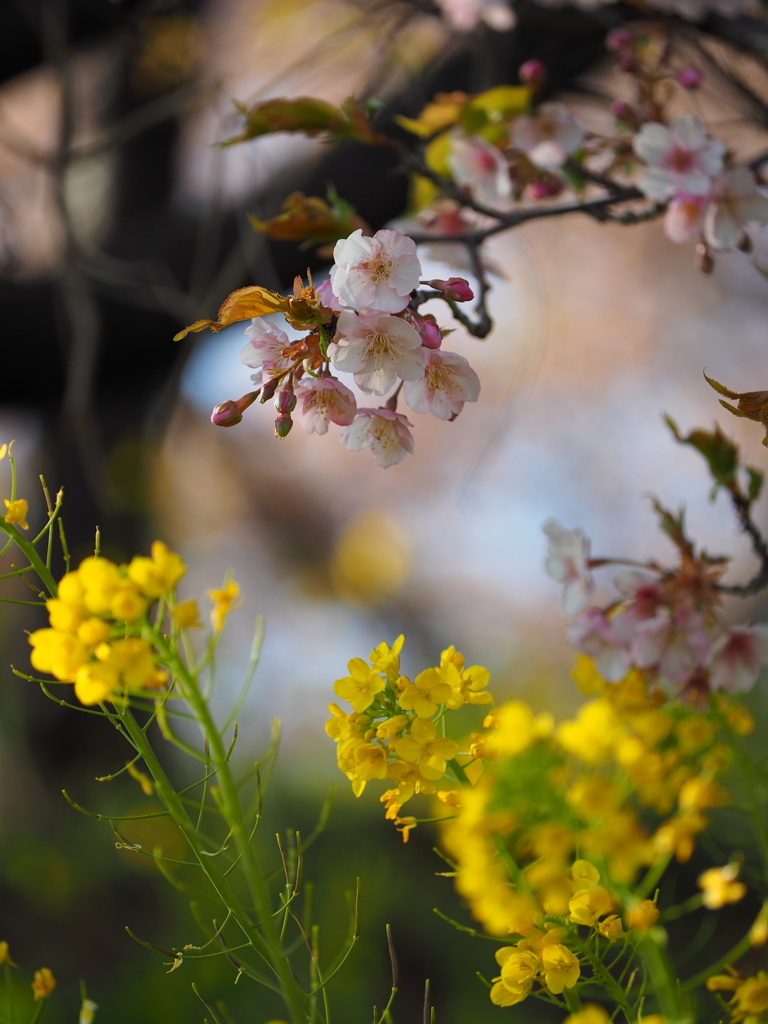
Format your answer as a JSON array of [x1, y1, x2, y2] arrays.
[[511, 103, 584, 171], [704, 168, 768, 250], [402, 349, 480, 420], [446, 130, 512, 208], [294, 377, 357, 435], [340, 408, 415, 468], [631, 608, 710, 686], [543, 519, 594, 617], [328, 311, 425, 395], [330, 229, 422, 313], [240, 319, 292, 375], [633, 116, 724, 200], [567, 608, 632, 682], [708, 625, 768, 692], [613, 569, 666, 622]]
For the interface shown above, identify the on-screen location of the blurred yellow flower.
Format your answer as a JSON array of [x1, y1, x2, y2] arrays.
[[32, 967, 56, 1000], [698, 864, 746, 909], [3, 498, 28, 530], [0, 941, 17, 967], [208, 579, 240, 632], [172, 599, 203, 629]]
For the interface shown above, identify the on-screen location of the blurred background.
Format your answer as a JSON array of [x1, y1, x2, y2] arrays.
[[2, 0, 768, 1021]]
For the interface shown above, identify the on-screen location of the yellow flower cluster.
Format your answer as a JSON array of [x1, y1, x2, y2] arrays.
[[708, 970, 768, 1024], [435, 657, 750, 1009], [326, 636, 492, 838], [491, 923, 580, 1006], [28, 542, 186, 706]]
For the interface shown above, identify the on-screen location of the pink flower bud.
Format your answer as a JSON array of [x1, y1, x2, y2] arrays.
[[424, 277, 474, 302], [527, 178, 564, 200], [211, 401, 243, 427], [210, 390, 260, 428], [605, 28, 633, 54], [610, 101, 637, 128], [617, 53, 637, 73], [419, 318, 443, 349], [260, 378, 278, 402], [274, 388, 297, 414], [519, 59, 546, 90], [675, 66, 702, 89], [274, 413, 293, 438]]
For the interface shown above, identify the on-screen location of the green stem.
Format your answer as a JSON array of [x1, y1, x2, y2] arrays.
[[0, 523, 58, 597], [679, 929, 754, 993], [732, 734, 768, 878], [573, 937, 636, 1023], [147, 633, 310, 1024], [117, 707, 308, 1023]]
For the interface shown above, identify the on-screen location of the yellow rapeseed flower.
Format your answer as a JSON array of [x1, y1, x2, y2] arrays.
[[3, 498, 28, 530], [541, 944, 580, 994], [0, 941, 17, 967], [80, 998, 98, 1024], [565, 1005, 611, 1024], [31, 967, 56, 1000], [334, 658, 385, 713], [171, 599, 203, 629], [208, 579, 240, 632], [698, 864, 747, 910], [625, 899, 659, 932]]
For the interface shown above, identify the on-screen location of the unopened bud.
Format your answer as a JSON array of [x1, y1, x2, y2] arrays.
[[274, 413, 293, 439], [606, 27, 633, 54], [528, 178, 564, 200], [425, 277, 474, 302], [260, 378, 278, 402], [617, 53, 637, 73], [519, 59, 546, 90], [210, 389, 260, 427], [676, 66, 702, 89], [610, 100, 637, 128], [275, 388, 297, 414], [696, 242, 714, 274], [419, 318, 443, 349]]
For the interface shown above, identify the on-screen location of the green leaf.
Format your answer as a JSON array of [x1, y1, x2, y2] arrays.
[[747, 466, 764, 502], [665, 415, 738, 487]]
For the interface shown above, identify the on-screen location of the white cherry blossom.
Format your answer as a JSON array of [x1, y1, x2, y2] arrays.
[[330, 229, 422, 313], [328, 311, 425, 395], [709, 625, 768, 692], [543, 519, 594, 616], [704, 168, 768, 250], [567, 608, 632, 682], [294, 377, 356, 435], [633, 116, 724, 200], [446, 130, 512, 208], [340, 408, 415, 468], [631, 607, 710, 686], [403, 349, 480, 420], [240, 319, 292, 375], [512, 103, 584, 171]]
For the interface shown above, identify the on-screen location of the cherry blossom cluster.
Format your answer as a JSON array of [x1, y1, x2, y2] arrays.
[[544, 518, 768, 700], [405, 30, 768, 276], [211, 228, 481, 468], [434, 0, 754, 31]]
